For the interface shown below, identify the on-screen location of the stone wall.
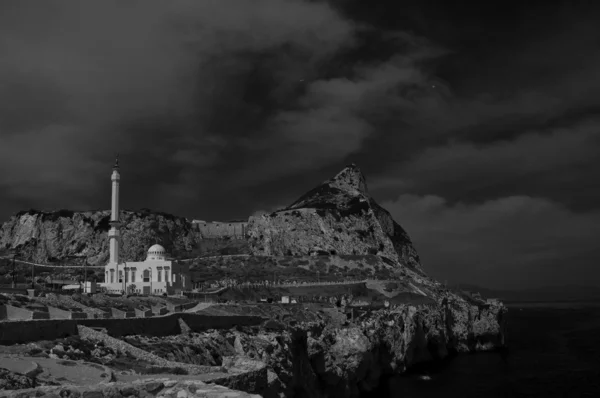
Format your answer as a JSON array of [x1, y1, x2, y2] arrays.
[[0, 313, 266, 344], [0, 319, 78, 344], [166, 301, 197, 312], [179, 313, 265, 332], [77, 315, 180, 337], [0, 287, 27, 295]]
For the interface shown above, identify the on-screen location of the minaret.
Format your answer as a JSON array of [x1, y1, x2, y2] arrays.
[[108, 155, 120, 265]]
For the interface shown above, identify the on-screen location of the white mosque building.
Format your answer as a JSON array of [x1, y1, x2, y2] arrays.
[[100, 157, 191, 295]]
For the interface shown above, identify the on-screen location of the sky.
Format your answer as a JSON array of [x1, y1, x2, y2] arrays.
[[1, 0, 599, 289]]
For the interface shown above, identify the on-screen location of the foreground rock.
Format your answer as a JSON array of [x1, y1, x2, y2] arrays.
[[0, 377, 262, 398], [0, 368, 37, 391]]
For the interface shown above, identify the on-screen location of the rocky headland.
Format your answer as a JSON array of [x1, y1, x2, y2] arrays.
[[0, 164, 507, 397], [247, 165, 422, 275]]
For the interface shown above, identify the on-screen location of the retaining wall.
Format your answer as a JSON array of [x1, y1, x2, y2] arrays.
[[166, 302, 197, 312], [0, 312, 266, 344], [0, 319, 78, 344], [0, 287, 28, 295]]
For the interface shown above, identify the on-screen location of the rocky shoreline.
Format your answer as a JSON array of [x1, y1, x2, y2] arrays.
[[0, 296, 505, 397]]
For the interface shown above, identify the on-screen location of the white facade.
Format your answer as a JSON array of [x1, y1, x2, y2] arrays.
[[99, 157, 191, 295], [102, 244, 191, 295]]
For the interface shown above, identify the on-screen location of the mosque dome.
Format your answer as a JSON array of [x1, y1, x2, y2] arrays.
[[148, 244, 165, 254], [146, 244, 167, 261]]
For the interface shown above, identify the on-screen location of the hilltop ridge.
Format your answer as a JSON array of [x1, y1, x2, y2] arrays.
[[248, 164, 423, 274]]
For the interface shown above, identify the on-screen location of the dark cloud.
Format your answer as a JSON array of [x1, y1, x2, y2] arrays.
[[1, 0, 600, 288], [382, 195, 600, 290], [370, 117, 600, 209]]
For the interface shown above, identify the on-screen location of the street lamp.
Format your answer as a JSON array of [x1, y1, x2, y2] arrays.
[[121, 262, 129, 295], [82, 257, 88, 293], [11, 250, 17, 288]]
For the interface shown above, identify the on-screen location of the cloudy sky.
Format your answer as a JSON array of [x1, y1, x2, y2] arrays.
[[1, 0, 599, 289]]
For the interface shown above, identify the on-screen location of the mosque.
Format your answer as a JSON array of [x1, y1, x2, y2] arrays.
[[100, 157, 191, 295]]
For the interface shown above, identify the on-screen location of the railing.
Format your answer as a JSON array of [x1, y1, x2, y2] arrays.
[[0, 256, 104, 269], [177, 254, 252, 262], [192, 279, 388, 294]]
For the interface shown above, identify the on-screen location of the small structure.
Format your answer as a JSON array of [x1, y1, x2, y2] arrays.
[[281, 296, 290, 304], [134, 306, 153, 318], [151, 304, 169, 316], [83, 281, 97, 294], [110, 307, 135, 318], [47, 306, 88, 319], [0, 304, 49, 320], [94, 311, 111, 319], [62, 284, 82, 292]]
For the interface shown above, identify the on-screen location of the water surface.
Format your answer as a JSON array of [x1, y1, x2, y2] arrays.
[[368, 303, 600, 397]]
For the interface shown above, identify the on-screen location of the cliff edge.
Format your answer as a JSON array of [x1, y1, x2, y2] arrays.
[[0, 209, 204, 265]]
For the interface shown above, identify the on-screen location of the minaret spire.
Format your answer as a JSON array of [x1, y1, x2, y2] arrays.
[[108, 155, 121, 264]]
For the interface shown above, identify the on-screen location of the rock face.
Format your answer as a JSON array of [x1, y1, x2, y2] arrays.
[[0, 209, 202, 265], [188, 301, 506, 398], [248, 164, 422, 273]]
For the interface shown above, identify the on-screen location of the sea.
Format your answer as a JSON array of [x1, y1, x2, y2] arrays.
[[365, 302, 600, 398]]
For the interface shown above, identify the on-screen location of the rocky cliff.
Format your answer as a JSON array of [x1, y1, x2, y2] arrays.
[[0, 209, 203, 265], [247, 164, 422, 274]]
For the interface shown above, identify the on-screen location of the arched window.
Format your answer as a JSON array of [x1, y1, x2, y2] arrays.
[[143, 269, 150, 282]]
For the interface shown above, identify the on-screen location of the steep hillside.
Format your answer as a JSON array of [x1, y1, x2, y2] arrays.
[[247, 164, 423, 274], [0, 209, 249, 266]]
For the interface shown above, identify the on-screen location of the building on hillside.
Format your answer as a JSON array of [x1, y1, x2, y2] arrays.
[[191, 219, 248, 239], [102, 244, 190, 295], [99, 156, 191, 295], [61, 281, 97, 293]]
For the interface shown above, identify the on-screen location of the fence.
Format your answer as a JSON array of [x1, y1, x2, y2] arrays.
[[186, 279, 391, 296], [0, 256, 104, 269]]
